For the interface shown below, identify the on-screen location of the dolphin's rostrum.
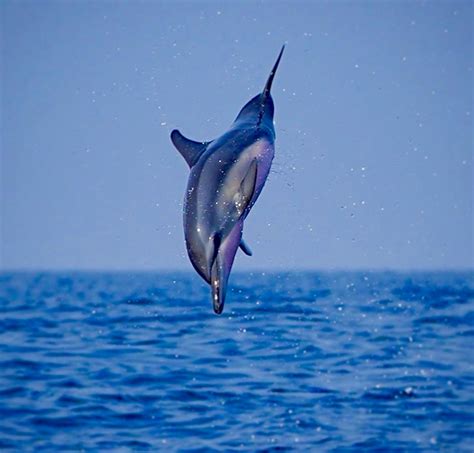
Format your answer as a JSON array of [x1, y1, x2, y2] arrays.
[[171, 46, 285, 314]]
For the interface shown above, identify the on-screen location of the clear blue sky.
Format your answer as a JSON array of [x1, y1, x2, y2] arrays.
[[1, 0, 472, 270]]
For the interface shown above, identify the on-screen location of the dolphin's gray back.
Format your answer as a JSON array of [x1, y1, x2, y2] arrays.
[[184, 125, 275, 282]]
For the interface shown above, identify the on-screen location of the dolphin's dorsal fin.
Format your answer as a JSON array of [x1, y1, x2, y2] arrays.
[[171, 129, 209, 167], [239, 238, 253, 256]]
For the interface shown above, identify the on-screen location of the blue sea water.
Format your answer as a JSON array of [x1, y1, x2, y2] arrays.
[[0, 271, 473, 451]]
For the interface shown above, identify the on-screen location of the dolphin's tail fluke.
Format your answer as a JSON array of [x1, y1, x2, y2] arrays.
[[262, 44, 285, 99]]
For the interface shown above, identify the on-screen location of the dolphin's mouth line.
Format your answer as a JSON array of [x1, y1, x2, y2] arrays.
[[211, 255, 224, 315], [210, 233, 221, 273]]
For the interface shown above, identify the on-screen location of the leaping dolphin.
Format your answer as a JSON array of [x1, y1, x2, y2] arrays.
[[171, 45, 285, 314]]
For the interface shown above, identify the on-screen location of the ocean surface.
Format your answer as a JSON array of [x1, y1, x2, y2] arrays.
[[0, 271, 473, 451]]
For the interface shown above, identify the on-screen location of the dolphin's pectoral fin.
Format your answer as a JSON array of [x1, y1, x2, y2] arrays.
[[234, 159, 258, 219], [170, 129, 209, 167], [239, 239, 253, 256]]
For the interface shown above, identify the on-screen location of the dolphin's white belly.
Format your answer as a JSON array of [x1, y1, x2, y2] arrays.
[[222, 137, 274, 206]]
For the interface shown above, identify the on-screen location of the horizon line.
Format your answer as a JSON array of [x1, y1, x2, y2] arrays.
[[1, 267, 473, 274]]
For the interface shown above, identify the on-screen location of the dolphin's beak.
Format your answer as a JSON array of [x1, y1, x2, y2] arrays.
[[261, 44, 285, 102], [211, 257, 226, 315], [209, 228, 241, 315]]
